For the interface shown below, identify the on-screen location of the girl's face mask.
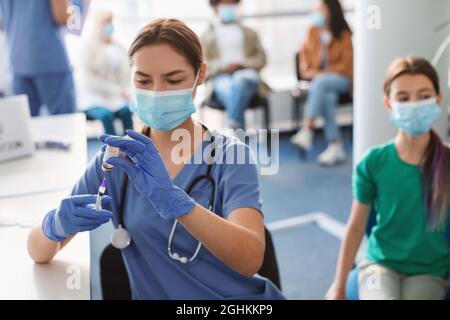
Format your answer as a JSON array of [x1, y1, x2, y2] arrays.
[[389, 97, 442, 137]]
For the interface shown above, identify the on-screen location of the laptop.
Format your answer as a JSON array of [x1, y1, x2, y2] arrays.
[[0, 95, 35, 162]]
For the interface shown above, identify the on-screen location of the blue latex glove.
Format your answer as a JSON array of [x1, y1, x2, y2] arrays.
[[99, 130, 196, 219], [42, 195, 113, 241]]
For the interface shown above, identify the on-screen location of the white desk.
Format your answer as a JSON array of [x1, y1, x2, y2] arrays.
[[0, 113, 91, 300], [0, 191, 90, 300], [0, 113, 87, 199]]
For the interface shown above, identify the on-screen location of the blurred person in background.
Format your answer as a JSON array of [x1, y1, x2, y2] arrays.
[[78, 9, 133, 135], [290, 0, 353, 166], [201, 0, 268, 130], [0, 0, 77, 116]]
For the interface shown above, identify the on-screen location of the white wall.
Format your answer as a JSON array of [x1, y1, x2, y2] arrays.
[[353, 0, 450, 165]]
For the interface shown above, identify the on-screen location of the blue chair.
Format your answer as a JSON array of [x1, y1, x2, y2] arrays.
[[345, 208, 450, 300]]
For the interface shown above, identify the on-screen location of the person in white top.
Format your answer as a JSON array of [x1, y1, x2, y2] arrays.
[[201, 0, 267, 129], [77, 9, 132, 135]]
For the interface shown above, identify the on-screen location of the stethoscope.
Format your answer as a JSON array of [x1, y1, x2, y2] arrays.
[[111, 127, 216, 265]]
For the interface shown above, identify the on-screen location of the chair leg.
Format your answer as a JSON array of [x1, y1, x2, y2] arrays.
[[291, 95, 309, 160], [263, 103, 272, 155], [263, 103, 271, 131], [292, 96, 301, 131], [298, 147, 307, 160]]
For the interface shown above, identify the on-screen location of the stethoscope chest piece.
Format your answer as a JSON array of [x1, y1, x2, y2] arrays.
[[111, 224, 131, 249]]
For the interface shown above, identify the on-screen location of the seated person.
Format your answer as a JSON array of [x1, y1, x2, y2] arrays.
[[77, 10, 133, 135], [290, 0, 353, 166], [201, 0, 268, 129], [327, 56, 450, 300]]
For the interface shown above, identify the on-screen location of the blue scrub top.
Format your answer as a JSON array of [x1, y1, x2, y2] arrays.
[[72, 132, 286, 300], [0, 0, 71, 75]]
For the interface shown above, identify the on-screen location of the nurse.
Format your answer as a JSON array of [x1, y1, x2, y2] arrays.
[[0, 0, 76, 116], [27, 18, 285, 300]]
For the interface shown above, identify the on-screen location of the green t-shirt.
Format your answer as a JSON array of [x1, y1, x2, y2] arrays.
[[353, 141, 450, 278]]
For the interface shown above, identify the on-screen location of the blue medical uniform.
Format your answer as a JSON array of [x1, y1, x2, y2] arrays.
[[0, 0, 76, 116], [72, 133, 286, 300]]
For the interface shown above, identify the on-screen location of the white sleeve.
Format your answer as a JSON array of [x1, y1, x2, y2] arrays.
[[79, 42, 123, 96]]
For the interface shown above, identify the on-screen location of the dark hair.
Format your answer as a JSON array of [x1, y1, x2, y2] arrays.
[[209, 0, 240, 7], [384, 56, 449, 230], [322, 0, 352, 38], [128, 19, 203, 73]]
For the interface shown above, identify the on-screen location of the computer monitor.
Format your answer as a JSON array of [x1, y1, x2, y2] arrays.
[[0, 95, 35, 162]]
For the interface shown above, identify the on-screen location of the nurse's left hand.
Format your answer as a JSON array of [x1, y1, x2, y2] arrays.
[[99, 130, 196, 220]]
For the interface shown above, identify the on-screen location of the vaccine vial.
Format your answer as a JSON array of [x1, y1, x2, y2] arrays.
[[102, 146, 120, 172]]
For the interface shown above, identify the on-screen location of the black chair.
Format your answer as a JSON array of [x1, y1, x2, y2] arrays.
[[201, 92, 271, 132], [201, 92, 273, 155], [100, 243, 131, 300], [100, 226, 281, 300], [260, 226, 281, 289], [291, 52, 352, 131]]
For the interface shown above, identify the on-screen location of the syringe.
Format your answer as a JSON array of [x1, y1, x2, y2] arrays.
[[95, 178, 107, 211]]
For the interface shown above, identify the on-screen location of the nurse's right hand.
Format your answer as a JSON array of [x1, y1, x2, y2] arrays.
[[42, 195, 113, 242]]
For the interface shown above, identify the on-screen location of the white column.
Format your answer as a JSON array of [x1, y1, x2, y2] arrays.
[[353, 0, 450, 165]]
